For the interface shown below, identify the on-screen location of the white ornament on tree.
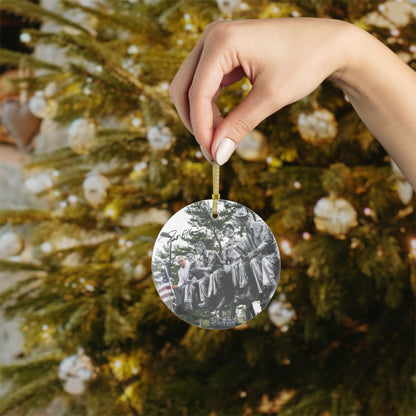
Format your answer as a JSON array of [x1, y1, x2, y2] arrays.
[[0, 230, 25, 258], [236, 129, 268, 162], [133, 263, 147, 280], [58, 348, 94, 395], [83, 171, 110, 208], [146, 123, 174, 150], [24, 172, 53, 194], [268, 294, 296, 329], [313, 196, 358, 238], [216, 0, 241, 17], [28, 91, 57, 119], [68, 118, 96, 155], [297, 107, 338, 145], [41, 242, 53, 253]]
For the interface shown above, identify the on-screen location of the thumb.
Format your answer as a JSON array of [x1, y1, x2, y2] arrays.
[[212, 83, 276, 165]]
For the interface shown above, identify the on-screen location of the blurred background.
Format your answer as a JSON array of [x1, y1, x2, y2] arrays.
[[0, 0, 415, 415]]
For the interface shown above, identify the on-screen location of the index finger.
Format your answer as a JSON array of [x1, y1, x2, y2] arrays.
[[169, 37, 205, 135], [188, 46, 232, 155]]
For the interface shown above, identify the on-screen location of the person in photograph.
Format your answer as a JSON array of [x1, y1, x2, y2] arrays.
[[173, 256, 193, 313], [173, 256, 191, 288], [192, 240, 224, 309], [233, 209, 280, 306], [222, 222, 256, 321]]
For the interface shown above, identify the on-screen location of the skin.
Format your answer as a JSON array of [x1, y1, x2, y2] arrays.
[[178, 257, 186, 268], [173, 257, 186, 288], [169, 18, 416, 190]]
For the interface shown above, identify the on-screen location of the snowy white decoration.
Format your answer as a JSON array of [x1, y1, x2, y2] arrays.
[[127, 44, 139, 55], [20, 32, 31, 43], [131, 117, 142, 127], [44, 82, 58, 98], [41, 242, 53, 253], [133, 263, 147, 279], [146, 124, 174, 150], [120, 208, 171, 227], [68, 118, 96, 155], [28, 92, 57, 119], [83, 171, 110, 208], [236, 129, 268, 162], [216, 0, 241, 16], [58, 348, 94, 395], [313, 196, 358, 238], [297, 108, 338, 145], [67, 195, 78, 205], [268, 294, 296, 329], [24, 172, 53, 194], [0, 231, 24, 258]]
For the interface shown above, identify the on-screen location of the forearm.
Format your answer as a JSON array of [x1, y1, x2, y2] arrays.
[[330, 24, 416, 190]]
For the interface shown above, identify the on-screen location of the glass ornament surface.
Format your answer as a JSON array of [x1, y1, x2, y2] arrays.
[[152, 199, 281, 330]]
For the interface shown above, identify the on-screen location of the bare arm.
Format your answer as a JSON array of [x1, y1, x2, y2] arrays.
[[330, 25, 416, 188]]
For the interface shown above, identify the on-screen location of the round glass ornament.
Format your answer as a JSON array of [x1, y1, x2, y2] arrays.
[[152, 199, 281, 330]]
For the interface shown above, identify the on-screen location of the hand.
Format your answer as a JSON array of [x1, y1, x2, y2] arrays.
[[169, 18, 416, 188], [245, 251, 256, 261], [169, 18, 349, 165]]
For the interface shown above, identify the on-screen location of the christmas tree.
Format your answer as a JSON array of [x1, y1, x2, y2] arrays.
[[0, 0, 415, 415]]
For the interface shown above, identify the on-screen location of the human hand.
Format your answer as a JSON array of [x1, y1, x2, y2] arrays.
[[169, 18, 350, 165], [244, 251, 256, 261]]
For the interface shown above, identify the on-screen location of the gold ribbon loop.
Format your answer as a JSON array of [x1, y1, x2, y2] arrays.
[[212, 163, 220, 218]]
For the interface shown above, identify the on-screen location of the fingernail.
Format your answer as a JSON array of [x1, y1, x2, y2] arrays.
[[200, 146, 213, 164], [215, 138, 236, 166]]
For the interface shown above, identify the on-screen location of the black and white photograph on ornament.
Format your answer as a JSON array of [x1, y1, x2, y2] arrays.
[[152, 199, 281, 330]]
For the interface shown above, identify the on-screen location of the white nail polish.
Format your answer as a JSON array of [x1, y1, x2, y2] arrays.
[[215, 138, 236, 166], [200, 146, 213, 164]]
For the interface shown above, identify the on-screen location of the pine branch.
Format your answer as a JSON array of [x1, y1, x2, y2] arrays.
[[0, 356, 61, 384], [27, 147, 82, 170], [0, 260, 43, 272], [0, 48, 61, 72], [0, 365, 61, 415], [0, 210, 52, 226], [56, 32, 143, 91], [0, 0, 91, 35], [106, 363, 140, 416], [62, 0, 162, 39], [0, 275, 40, 312], [0, 358, 61, 412]]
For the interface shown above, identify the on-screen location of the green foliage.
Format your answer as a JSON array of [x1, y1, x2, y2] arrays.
[[0, 358, 61, 415]]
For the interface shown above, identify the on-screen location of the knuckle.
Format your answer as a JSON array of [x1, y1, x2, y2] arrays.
[[229, 117, 253, 138], [188, 83, 197, 101], [204, 21, 233, 46], [204, 21, 219, 32], [168, 81, 181, 104], [204, 20, 222, 36], [168, 82, 176, 99]]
